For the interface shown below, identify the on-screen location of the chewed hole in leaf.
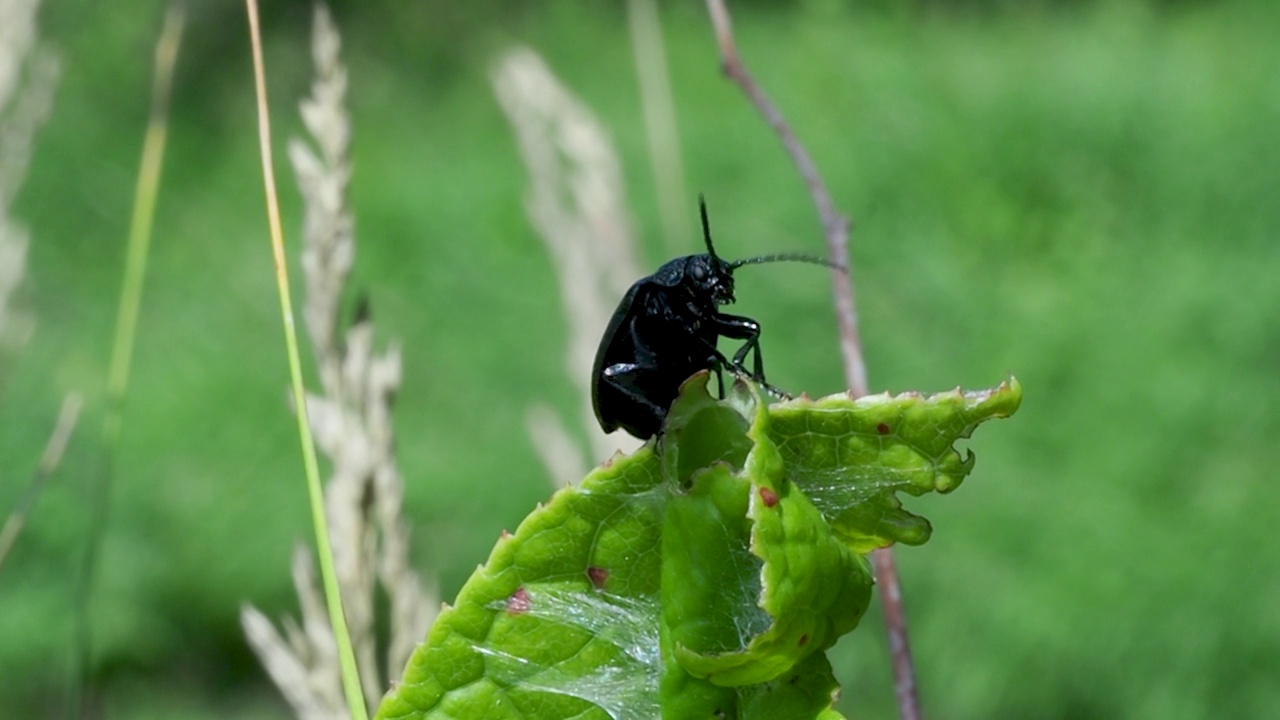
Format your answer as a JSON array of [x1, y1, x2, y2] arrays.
[[478, 586, 661, 720], [672, 405, 751, 486], [726, 541, 771, 650], [664, 463, 775, 661], [782, 465, 936, 549], [663, 376, 756, 491], [795, 466, 922, 517]]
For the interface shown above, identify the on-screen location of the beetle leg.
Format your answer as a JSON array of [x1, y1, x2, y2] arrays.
[[738, 338, 764, 380], [601, 362, 670, 426], [759, 380, 793, 401], [712, 313, 764, 380], [711, 313, 795, 401], [708, 357, 726, 398]]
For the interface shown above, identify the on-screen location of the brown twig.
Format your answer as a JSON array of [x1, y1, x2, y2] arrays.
[[704, 2, 920, 719]]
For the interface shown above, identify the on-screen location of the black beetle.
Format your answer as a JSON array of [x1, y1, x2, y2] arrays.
[[591, 196, 842, 439]]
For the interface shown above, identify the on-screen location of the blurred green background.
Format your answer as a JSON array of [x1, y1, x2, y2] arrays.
[[2, 0, 1277, 717]]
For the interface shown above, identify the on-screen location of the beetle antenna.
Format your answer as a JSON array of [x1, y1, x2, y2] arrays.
[[730, 253, 847, 274], [698, 195, 845, 273], [699, 194, 721, 263]]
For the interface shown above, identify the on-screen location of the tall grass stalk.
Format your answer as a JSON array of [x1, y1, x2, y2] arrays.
[[244, 1, 368, 717], [241, 5, 436, 716], [0, 392, 80, 570], [66, 4, 183, 716]]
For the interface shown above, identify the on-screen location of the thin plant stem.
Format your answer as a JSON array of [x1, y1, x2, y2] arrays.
[[703, 2, 921, 719], [0, 392, 82, 571], [243, 2, 368, 718], [66, 5, 184, 717]]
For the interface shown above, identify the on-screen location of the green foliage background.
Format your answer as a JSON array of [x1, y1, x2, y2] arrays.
[[1, 0, 1277, 717]]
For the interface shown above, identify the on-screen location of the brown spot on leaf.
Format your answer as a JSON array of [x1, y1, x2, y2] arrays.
[[587, 566, 609, 589], [876, 422, 891, 435], [759, 487, 779, 508], [798, 633, 809, 646], [506, 587, 531, 615]]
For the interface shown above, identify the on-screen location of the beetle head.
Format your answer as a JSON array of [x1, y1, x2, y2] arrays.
[[690, 195, 846, 306], [685, 253, 735, 305], [693, 196, 737, 305]]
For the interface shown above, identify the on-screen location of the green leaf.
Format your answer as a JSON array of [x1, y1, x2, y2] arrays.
[[663, 382, 871, 688], [375, 376, 1020, 720], [770, 379, 1022, 552]]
